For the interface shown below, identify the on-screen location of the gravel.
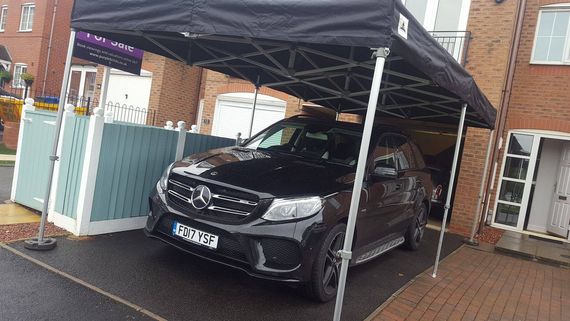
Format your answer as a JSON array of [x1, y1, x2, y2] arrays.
[[0, 222, 68, 243], [475, 226, 504, 245]]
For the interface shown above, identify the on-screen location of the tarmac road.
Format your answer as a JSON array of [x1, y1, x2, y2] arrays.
[[0, 247, 153, 321], [4, 229, 463, 321]]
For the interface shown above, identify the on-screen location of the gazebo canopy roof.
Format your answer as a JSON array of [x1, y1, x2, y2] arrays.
[[71, 0, 496, 128]]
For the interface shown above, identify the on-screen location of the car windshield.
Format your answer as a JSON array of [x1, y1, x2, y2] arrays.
[[243, 121, 362, 166]]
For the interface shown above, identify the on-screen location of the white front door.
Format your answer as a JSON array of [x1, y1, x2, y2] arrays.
[[547, 143, 570, 238]]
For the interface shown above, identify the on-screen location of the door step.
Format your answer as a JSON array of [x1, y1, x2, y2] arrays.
[[355, 236, 405, 264]]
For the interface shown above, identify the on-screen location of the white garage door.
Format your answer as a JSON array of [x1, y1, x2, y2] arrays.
[[212, 93, 286, 139]]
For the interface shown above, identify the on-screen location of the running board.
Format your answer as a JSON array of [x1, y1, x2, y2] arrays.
[[354, 236, 405, 264]]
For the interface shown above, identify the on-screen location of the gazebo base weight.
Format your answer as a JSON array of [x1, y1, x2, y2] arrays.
[[24, 237, 57, 251]]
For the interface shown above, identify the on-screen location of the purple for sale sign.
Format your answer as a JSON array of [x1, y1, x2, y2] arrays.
[[72, 31, 143, 75]]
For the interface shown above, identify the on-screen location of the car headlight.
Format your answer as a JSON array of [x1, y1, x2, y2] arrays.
[[262, 197, 323, 221], [159, 164, 173, 190]]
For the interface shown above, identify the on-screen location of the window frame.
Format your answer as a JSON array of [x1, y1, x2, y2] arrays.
[[530, 5, 570, 65], [401, 0, 471, 32], [12, 63, 28, 89], [0, 6, 7, 32], [492, 132, 541, 230], [18, 3, 34, 32]]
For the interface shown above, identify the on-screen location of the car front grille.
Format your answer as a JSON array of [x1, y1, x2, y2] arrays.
[[166, 173, 261, 223]]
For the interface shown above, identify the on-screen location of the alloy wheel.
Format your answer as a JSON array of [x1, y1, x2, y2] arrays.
[[322, 231, 345, 295]]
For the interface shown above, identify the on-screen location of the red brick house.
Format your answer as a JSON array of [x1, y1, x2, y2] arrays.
[[450, 0, 570, 242], [0, 0, 74, 96]]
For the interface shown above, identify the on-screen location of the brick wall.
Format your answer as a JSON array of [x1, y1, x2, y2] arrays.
[[448, 0, 518, 235]]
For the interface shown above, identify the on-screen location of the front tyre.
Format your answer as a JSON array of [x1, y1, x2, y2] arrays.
[[404, 203, 427, 250], [305, 223, 346, 302]]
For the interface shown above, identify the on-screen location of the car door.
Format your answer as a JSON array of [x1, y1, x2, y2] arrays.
[[392, 135, 424, 233], [356, 134, 401, 248]]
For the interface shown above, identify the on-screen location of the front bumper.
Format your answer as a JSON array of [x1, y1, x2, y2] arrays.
[[145, 185, 328, 283]]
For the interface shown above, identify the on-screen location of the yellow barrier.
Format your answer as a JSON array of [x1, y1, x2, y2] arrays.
[[0, 97, 88, 122]]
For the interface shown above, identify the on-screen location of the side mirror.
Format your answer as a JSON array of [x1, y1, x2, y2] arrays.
[[372, 164, 397, 178]]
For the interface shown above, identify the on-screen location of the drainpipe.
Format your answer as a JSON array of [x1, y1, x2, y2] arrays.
[[42, 0, 58, 96], [479, 0, 527, 231]]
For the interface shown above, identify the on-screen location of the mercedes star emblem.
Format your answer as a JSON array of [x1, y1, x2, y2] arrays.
[[191, 185, 212, 210]]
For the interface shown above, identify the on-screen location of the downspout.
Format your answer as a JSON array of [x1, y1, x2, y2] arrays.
[[479, 0, 527, 231], [42, 0, 58, 96], [193, 67, 204, 126]]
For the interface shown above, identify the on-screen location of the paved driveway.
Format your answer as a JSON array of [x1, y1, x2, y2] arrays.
[[0, 166, 13, 202], [4, 229, 462, 321]]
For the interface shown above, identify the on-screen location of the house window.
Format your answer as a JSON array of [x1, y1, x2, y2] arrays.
[[0, 6, 7, 32], [531, 5, 570, 65], [19, 3, 34, 32], [402, 0, 470, 31], [12, 63, 27, 88]]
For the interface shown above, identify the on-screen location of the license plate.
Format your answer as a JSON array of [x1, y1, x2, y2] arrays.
[[172, 221, 219, 249]]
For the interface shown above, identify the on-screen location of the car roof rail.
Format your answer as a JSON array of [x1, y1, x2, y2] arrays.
[[287, 114, 321, 120]]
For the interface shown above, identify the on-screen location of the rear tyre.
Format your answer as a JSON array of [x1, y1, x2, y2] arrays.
[[305, 223, 346, 302], [404, 204, 427, 250]]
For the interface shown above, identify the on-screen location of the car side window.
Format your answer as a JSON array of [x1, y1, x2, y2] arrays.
[[372, 135, 396, 169], [392, 136, 412, 171]]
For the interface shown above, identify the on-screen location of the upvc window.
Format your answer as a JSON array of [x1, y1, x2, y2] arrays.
[[531, 5, 570, 65], [0, 6, 7, 32], [494, 133, 536, 228], [12, 63, 27, 88], [19, 3, 34, 32], [401, 0, 470, 32]]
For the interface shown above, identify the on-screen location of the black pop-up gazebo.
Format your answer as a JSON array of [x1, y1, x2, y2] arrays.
[[37, 1, 497, 319]]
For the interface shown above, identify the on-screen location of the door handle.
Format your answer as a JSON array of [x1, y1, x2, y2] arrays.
[[559, 196, 568, 201]]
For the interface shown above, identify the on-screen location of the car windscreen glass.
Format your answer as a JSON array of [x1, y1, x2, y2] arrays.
[[244, 121, 362, 166]]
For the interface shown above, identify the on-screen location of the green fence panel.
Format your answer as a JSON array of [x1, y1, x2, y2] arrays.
[[90, 123, 178, 221], [54, 116, 90, 218], [183, 132, 236, 157], [14, 110, 57, 211]]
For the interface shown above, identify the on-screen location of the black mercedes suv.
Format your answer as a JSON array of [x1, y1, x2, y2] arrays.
[[145, 116, 432, 302]]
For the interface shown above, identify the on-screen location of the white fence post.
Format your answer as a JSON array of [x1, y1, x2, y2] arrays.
[[75, 107, 105, 235], [10, 98, 35, 201], [175, 121, 186, 161], [104, 110, 114, 123], [48, 104, 76, 219], [164, 121, 174, 130]]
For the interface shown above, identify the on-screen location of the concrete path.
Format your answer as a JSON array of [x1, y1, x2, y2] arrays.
[[368, 246, 570, 321], [0, 166, 14, 202], [0, 154, 16, 161], [0, 203, 40, 225]]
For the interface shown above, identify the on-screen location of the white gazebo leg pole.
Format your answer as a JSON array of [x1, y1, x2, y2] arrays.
[[24, 29, 76, 251], [99, 66, 111, 112], [248, 75, 261, 138], [432, 103, 467, 277], [465, 129, 494, 245], [333, 47, 389, 321]]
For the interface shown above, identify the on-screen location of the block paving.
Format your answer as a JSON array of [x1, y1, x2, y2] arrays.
[[370, 246, 570, 321]]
